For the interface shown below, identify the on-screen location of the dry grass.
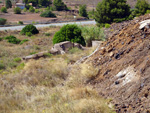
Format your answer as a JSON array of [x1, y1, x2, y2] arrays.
[[0, 25, 115, 113]]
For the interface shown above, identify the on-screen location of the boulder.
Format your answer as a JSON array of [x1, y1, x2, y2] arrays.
[[139, 19, 150, 30]]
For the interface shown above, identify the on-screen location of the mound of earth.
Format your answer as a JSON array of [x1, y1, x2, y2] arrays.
[[85, 14, 150, 113]]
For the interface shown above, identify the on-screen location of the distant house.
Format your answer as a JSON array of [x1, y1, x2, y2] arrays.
[[16, 3, 25, 9]]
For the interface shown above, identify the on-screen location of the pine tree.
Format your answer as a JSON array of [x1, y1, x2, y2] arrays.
[[79, 5, 88, 18], [95, 0, 130, 26]]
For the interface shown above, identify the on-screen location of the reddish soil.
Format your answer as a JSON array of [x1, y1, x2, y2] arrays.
[[0, 12, 56, 24], [85, 14, 150, 113]]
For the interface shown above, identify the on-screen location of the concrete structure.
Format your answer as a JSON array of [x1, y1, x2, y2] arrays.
[[16, 3, 25, 9], [92, 41, 103, 48]]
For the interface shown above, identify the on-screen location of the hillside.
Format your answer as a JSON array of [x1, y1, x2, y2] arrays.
[[63, 0, 138, 8], [84, 14, 150, 112]]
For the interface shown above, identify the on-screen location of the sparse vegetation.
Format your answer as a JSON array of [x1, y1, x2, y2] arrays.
[[40, 10, 56, 17], [0, 18, 7, 25], [80, 26, 105, 46], [21, 24, 39, 35], [4, 35, 21, 44], [1, 7, 7, 13], [105, 23, 111, 28], [14, 7, 21, 14], [20, 39, 29, 44], [0, 25, 114, 113], [53, 24, 86, 46], [18, 21, 23, 25]]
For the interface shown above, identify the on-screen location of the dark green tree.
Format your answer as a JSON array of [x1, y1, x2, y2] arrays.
[[38, 0, 52, 7], [53, 0, 67, 11], [95, 0, 130, 26], [6, 0, 12, 9], [79, 5, 88, 18], [134, 0, 150, 16]]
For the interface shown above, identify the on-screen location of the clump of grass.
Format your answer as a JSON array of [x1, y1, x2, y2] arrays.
[[20, 39, 29, 44], [45, 32, 51, 36], [4, 35, 21, 44], [68, 47, 82, 54], [0, 63, 5, 70], [13, 57, 21, 62]]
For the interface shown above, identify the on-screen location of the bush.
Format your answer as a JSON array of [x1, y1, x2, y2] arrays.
[[23, 8, 27, 12], [105, 23, 111, 28], [20, 39, 29, 44], [53, 24, 86, 46], [4, 35, 21, 44], [40, 10, 56, 17], [80, 26, 105, 46], [29, 6, 35, 13], [35, 9, 39, 13], [95, 0, 130, 26], [14, 7, 21, 14], [1, 7, 7, 13], [53, 0, 68, 11], [26, 32, 32, 37], [0, 63, 5, 70], [146, 10, 150, 14], [0, 38, 2, 41], [13, 57, 21, 62], [45, 32, 51, 36], [21, 24, 39, 35], [134, 0, 150, 16], [0, 18, 7, 25], [79, 5, 88, 18], [25, 4, 31, 9], [18, 21, 23, 25]]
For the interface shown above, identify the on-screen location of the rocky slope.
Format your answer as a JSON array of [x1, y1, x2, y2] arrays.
[[85, 14, 150, 113]]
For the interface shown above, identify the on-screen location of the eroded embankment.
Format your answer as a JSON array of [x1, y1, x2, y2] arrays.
[[85, 14, 150, 113]]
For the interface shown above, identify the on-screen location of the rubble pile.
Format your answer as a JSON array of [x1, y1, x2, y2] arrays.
[[86, 14, 150, 113]]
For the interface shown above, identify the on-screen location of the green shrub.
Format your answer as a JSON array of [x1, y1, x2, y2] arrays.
[[13, 57, 21, 62], [8, 62, 17, 68], [1, 7, 7, 13], [69, 47, 82, 54], [0, 18, 7, 25], [26, 32, 32, 37], [0, 63, 5, 70], [53, 24, 86, 46], [14, 7, 21, 14], [45, 32, 51, 36], [23, 8, 27, 12], [146, 10, 150, 14], [79, 5, 88, 18], [53, 0, 68, 11], [30, 52, 37, 55], [35, 9, 39, 13], [40, 10, 56, 17], [80, 26, 105, 46], [44, 53, 53, 57], [134, 0, 150, 16], [18, 21, 23, 25], [0, 38, 2, 41], [4, 35, 21, 44], [21, 24, 39, 35], [20, 39, 29, 44], [29, 6, 35, 13], [105, 23, 111, 28], [25, 4, 31, 9]]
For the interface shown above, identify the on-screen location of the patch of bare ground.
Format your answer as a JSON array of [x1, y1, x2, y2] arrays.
[[84, 14, 150, 112]]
